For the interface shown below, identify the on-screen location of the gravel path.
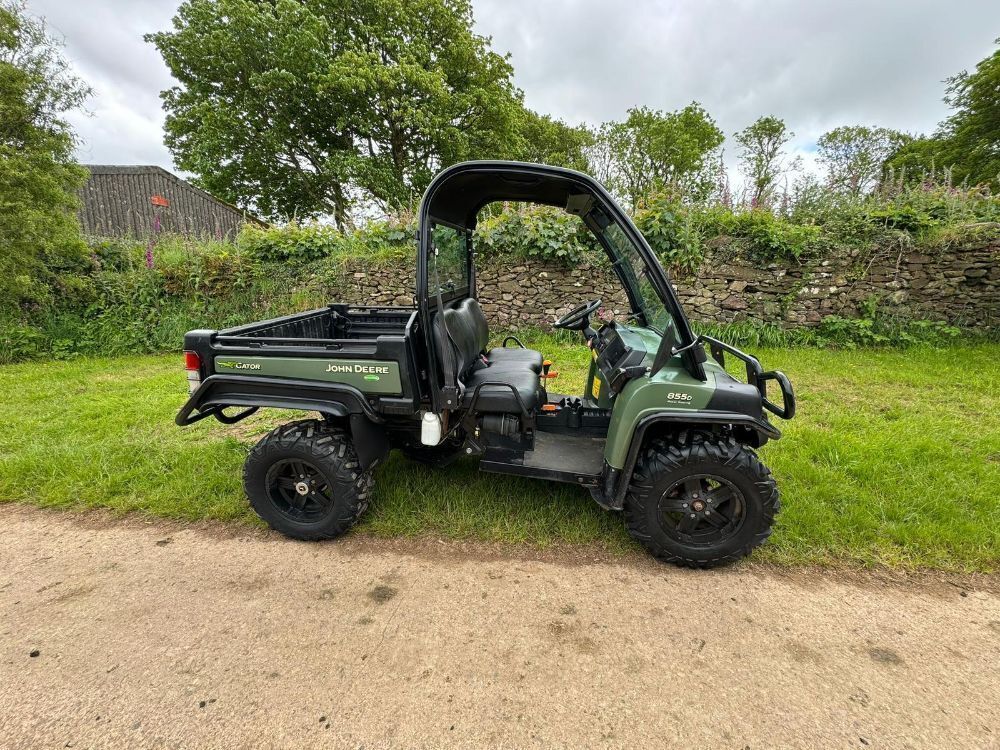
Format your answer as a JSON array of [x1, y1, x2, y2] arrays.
[[1, 504, 999, 749]]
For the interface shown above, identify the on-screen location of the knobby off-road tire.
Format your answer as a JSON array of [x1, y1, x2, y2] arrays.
[[243, 419, 373, 541], [625, 432, 779, 568]]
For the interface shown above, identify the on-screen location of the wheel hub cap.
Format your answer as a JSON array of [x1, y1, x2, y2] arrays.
[[294, 481, 310, 496], [657, 473, 747, 547]]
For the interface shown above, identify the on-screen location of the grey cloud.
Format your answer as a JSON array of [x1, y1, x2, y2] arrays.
[[23, 0, 1000, 178], [475, 0, 1000, 149], [27, 0, 178, 168]]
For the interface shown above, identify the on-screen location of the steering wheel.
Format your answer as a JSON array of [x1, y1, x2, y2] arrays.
[[553, 299, 602, 331]]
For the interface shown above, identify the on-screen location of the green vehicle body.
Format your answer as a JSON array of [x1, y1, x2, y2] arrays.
[[214, 356, 403, 395], [582, 325, 713, 468], [207, 328, 719, 471]]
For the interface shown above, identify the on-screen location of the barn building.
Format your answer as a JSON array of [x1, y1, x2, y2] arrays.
[[78, 165, 259, 239]]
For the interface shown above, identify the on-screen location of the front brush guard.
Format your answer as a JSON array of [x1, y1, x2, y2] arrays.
[[699, 335, 796, 420]]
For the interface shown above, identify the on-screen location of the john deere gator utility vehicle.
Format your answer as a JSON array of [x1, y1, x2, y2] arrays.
[[177, 162, 795, 567]]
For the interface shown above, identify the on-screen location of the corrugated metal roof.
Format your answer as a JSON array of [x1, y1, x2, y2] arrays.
[[78, 165, 264, 239]]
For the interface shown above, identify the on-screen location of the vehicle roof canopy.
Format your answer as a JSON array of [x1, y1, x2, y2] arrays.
[[422, 161, 599, 229]]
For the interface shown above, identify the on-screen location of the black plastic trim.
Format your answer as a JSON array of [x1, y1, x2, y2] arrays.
[[501, 335, 526, 348], [464, 379, 531, 416], [759, 370, 796, 419], [700, 335, 796, 420], [479, 454, 602, 487]]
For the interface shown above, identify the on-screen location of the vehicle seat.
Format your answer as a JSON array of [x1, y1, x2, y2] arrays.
[[434, 298, 542, 413], [450, 297, 543, 372], [462, 365, 540, 412], [487, 345, 543, 373]]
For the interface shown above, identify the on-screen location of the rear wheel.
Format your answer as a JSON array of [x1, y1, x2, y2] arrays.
[[624, 432, 779, 568], [243, 419, 372, 540]]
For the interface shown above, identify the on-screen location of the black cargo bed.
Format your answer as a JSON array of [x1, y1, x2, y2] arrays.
[[215, 305, 416, 347]]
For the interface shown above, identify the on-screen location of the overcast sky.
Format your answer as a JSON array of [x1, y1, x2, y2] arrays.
[[26, 0, 1000, 179]]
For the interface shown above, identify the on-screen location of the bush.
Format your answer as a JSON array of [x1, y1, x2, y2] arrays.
[[237, 215, 414, 264], [633, 193, 705, 272], [720, 210, 821, 262], [814, 314, 962, 349], [476, 205, 599, 263]]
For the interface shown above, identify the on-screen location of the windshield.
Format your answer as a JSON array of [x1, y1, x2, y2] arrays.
[[598, 220, 674, 335]]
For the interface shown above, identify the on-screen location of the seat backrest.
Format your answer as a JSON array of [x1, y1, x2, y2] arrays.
[[434, 297, 490, 381]]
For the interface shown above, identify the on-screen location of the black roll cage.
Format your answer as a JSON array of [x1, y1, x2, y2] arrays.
[[416, 161, 704, 412]]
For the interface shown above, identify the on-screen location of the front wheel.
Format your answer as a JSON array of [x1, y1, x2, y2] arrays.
[[243, 419, 372, 541], [624, 433, 779, 568]]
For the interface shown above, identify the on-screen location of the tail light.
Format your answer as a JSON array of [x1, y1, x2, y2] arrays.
[[184, 350, 202, 394]]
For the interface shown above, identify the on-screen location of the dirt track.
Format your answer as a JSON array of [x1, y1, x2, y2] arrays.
[[1, 504, 999, 749]]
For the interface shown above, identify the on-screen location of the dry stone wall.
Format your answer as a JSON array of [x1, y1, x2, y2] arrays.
[[313, 241, 999, 330]]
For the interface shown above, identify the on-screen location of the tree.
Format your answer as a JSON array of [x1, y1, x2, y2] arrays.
[[733, 116, 796, 208], [148, 0, 525, 224], [818, 125, 909, 195], [937, 40, 1000, 186], [887, 40, 1000, 187], [0, 1, 90, 320], [591, 103, 724, 207], [516, 111, 592, 172]]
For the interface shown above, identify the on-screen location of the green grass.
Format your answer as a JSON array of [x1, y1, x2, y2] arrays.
[[1, 340, 998, 571]]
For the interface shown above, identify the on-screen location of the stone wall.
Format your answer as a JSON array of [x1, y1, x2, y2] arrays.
[[673, 242, 998, 328], [317, 241, 999, 330]]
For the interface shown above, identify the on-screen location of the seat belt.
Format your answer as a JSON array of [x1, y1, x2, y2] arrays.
[[431, 249, 461, 410]]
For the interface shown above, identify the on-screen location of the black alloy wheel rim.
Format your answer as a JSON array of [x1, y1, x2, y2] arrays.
[[265, 459, 336, 523], [657, 474, 746, 546]]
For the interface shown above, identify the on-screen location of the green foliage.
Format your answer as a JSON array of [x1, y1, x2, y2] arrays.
[[733, 115, 796, 208], [886, 39, 1000, 189], [699, 313, 967, 351], [937, 39, 1000, 187], [148, 0, 524, 222], [636, 194, 820, 267], [817, 125, 910, 195], [709, 209, 821, 262], [516, 111, 593, 171], [476, 205, 598, 263], [0, 1, 91, 320], [695, 320, 812, 349], [237, 216, 413, 264], [789, 170, 1000, 250], [814, 315, 962, 349], [590, 103, 724, 207], [632, 193, 705, 273]]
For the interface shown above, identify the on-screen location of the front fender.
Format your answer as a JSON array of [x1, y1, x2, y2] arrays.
[[605, 369, 711, 469], [604, 366, 778, 468]]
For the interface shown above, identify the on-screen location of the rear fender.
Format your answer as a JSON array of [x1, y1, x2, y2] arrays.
[[176, 376, 391, 471], [176, 375, 382, 426]]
